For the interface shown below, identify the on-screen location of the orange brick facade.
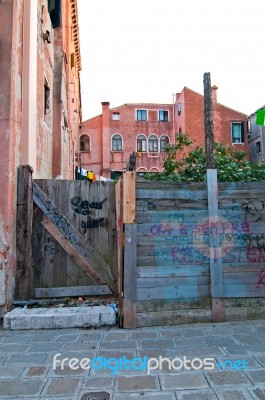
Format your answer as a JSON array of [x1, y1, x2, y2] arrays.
[[79, 87, 248, 178]]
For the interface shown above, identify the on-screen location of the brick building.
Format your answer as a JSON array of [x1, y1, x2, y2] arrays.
[[79, 102, 175, 178], [175, 86, 248, 154], [79, 87, 248, 179], [0, 0, 81, 315]]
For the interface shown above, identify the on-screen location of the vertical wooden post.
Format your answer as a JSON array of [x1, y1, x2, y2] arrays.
[[204, 72, 215, 169], [207, 169, 224, 322], [123, 223, 137, 328], [123, 171, 136, 223], [115, 178, 124, 327], [15, 165, 34, 300]]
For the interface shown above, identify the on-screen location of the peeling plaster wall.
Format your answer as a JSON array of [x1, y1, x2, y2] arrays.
[[0, 0, 23, 315]]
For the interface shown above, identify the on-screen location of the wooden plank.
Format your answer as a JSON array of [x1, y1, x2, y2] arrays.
[[136, 309, 211, 327], [137, 285, 210, 301], [123, 223, 137, 328], [207, 169, 224, 322], [115, 177, 124, 328], [137, 265, 210, 278], [123, 171, 136, 223], [224, 285, 265, 298], [32, 182, 117, 293], [35, 285, 112, 298], [136, 199, 208, 211], [136, 209, 209, 224], [136, 179, 207, 191], [137, 276, 209, 288], [136, 189, 207, 200], [137, 298, 211, 313], [15, 165, 34, 300]]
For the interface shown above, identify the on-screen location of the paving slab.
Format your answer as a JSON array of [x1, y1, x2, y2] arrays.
[[175, 389, 217, 400], [0, 378, 45, 397], [248, 386, 265, 400], [114, 393, 176, 400], [116, 375, 159, 391], [204, 370, 252, 387], [159, 372, 209, 390], [215, 388, 254, 400]]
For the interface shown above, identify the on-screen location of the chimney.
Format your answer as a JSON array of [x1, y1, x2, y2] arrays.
[[211, 85, 218, 105]]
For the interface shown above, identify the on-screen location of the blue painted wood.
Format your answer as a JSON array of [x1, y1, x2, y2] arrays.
[[137, 285, 210, 301]]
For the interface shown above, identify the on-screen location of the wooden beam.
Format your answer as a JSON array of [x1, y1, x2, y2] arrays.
[[123, 223, 137, 328], [207, 169, 224, 322], [33, 182, 117, 293], [35, 285, 111, 298], [41, 218, 104, 286], [15, 165, 34, 300], [123, 171, 136, 223], [115, 178, 124, 327]]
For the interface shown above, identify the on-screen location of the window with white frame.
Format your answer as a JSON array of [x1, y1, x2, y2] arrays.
[[231, 122, 244, 144], [112, 113, 120, 121], [159, 110, 169, 122], [148, 135, 158, 152], [136, 109, 147, 121], [160, 135, 169, 152], [80, 134, 90, 151], [137, 135, 147, 152], [112, 134, 122, 151]]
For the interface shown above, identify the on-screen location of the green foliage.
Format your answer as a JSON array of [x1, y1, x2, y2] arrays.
[[145, 132, 265, 182]]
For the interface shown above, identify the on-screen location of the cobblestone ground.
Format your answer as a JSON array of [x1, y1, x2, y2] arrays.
[[0, 319, 265, 399]]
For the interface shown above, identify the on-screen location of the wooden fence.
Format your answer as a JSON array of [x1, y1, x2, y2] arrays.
[[120, 170, 265, 328]]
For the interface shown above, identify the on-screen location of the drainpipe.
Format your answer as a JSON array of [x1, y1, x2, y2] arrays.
[[21, 0, 37, 173]]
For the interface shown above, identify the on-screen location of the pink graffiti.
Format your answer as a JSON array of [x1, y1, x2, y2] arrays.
[[256, 268, 265, 289]]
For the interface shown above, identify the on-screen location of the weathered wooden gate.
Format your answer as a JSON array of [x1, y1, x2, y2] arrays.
[[16, 166, 118, 300]]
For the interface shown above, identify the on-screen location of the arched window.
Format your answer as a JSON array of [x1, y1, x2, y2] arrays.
[[80, 134, 90, 151], [148, 135, 158, 152], [137, 167, 147, 177], [160, 135, 169, 152], [137, 135, 147, 152], [112, 134, 122, 151], [149, 167, 159, 172]]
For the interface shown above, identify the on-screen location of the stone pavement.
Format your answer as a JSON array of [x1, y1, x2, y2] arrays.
[[0, 319, 265, 399]]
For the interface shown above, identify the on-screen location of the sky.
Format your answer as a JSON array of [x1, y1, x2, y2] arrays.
[[77, 0, 265, 122]]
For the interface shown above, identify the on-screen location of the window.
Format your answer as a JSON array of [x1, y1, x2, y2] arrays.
[[80, 134, 90, 152], [44, 78, 50, 116], [136, 109, 147, 121], [137, 135, 147, 152], [112, 113, 120, 121], [148, 135, 158, 152], [160, 135, 169, 152], [112, 134, 122, 151], [256, 141, 261, 154], [48, 0, 61, 28], [177, 103, 182, 115], [231, 122, 244, 144], [159, 110, 169, 122]]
